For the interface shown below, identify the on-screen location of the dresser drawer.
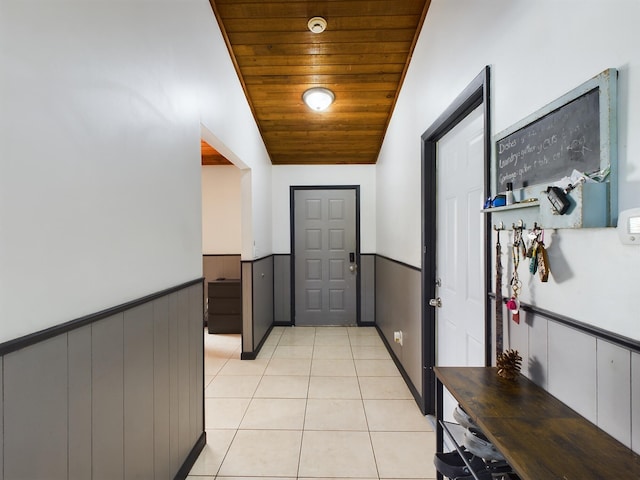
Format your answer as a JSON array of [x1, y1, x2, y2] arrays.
[[208, 298, 242, 314], [208, 314, 242, 334], [208, 280, 241, 299]]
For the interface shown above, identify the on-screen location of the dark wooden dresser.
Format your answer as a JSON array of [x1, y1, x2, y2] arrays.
[[207, 279, 242, 334]]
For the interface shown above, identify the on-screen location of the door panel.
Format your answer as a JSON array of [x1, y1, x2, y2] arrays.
[[435, 106, 485, 417], [436, 106, 485, 365], [444, 197, 458, 291], [294, 189, 357, 326]]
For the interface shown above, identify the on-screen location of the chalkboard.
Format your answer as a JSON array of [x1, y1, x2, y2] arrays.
[[495, 88, 600, 191]]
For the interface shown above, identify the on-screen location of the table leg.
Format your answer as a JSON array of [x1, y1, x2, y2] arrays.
[[436, 375, 444, 480]]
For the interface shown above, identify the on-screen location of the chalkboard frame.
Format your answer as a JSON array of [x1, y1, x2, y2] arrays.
[[491, 68, 618, 223]]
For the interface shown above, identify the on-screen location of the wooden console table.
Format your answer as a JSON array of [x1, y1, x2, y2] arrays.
[[434, 366, 640, 479]]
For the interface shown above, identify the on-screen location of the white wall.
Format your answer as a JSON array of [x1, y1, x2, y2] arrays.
[[248, 159, 273, 259], [377, 0, 640, 340], [201, 165, 242, 254], [196, 7, 273, 261], [0, 0, 269, 343], [272, 165, 377, 254]]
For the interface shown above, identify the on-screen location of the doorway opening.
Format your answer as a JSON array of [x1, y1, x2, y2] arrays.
[[420, 67, 491, 414]]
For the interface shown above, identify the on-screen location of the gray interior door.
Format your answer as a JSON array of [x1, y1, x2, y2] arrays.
[[293, 188, 358, 326]]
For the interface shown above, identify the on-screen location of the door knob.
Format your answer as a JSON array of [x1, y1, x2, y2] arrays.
[[429, 297, 442, 308]]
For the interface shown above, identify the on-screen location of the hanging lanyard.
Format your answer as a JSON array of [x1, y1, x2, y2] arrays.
[[508, 225, 524, 323], [495, 224, 504, 355]]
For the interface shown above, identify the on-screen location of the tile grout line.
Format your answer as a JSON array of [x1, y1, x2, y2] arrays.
[[351, 329, 382, 480], [203, 333, 243, 479], [294, 329, 312, 479]]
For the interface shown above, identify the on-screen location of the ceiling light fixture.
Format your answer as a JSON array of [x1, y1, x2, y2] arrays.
[[302, 87, 335, 111], [307, 16, 327, 34]]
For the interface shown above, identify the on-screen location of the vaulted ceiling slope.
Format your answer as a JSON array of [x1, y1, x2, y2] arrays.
[[210, 0, 431, 165], [201, 140, 232, 165]]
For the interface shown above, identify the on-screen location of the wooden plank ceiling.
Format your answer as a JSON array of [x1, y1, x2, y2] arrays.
[[201, 140, 232, 165], [210, 0, 431, 165]]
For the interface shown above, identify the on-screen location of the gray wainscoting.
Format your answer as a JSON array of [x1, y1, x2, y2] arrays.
[[359, 254, 376, 324], [633, 352, 640, 452], [4, 335, 69, 479], [242, 261, 253, 354], [242, 256, 275, 358], [252, 256, 274, 348], [507, 309, 640, 454], [0, 357, 2, 480], [0, 280, 204, 480], [375, 255, 423, 403], [274, 254, 291, 324]]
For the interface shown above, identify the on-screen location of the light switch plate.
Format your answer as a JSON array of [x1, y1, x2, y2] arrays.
[[617, 208, 640, 245]]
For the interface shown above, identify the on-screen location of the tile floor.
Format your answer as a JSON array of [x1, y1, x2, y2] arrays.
[[187, 325, 437, 479]]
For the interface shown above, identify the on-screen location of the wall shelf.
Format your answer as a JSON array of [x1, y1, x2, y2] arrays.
[[483, 182, 611, 229], [481, 200, 539, 214]]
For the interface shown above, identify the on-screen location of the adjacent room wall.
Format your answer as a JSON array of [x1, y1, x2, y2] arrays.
[[202, 165, 243, 254]]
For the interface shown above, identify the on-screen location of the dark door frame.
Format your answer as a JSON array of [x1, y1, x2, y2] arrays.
[[420, 67, 491, 414], [289, 185, 361, 326]]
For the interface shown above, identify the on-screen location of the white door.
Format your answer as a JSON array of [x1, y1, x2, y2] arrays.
[[435, 105, 485, 373], [293, 188, 358, 326]]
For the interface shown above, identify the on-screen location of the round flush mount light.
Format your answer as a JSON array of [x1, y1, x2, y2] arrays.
[[302, 87, 335, 111], [308, 16, 327, 34]]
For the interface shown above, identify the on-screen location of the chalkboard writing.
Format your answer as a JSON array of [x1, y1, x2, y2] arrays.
[[495, 88, 600, 191]]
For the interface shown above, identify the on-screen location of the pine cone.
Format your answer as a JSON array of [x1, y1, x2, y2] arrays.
[[496, 349, 522, 380]]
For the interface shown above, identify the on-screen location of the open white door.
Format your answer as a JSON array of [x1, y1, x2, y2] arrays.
[[434, 105, 486, 417]]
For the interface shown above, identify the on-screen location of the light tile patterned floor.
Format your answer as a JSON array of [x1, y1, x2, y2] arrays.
[[187, 326, 437, 479]]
